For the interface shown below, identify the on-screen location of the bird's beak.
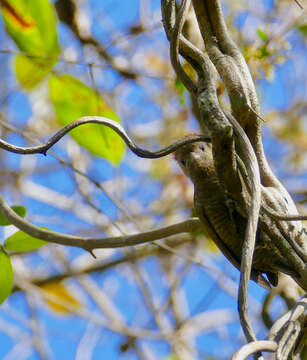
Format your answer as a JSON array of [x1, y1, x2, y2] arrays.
[[187, 152, 202, 172], [190, 151, 202, 162]]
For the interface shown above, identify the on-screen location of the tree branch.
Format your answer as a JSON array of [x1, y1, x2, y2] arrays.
[[231, 341, 277, 360], [233, 297, 307, 359], [221, 110, 262, 344], [0, 116, 210, 158], [268, 296, 307, 342], [169, 0, 197, 94], [0, 193, 201, 251], [161, 0, 209, 70], [55, 0, 138, 80], [162, 0, 307, 349]]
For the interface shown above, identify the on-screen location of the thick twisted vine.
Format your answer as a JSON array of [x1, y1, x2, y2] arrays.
[[161, 1, 307, 351]]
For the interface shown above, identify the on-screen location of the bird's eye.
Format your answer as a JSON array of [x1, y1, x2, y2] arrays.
[[180, 159, 186, 166], [199, 144, 205, 151]]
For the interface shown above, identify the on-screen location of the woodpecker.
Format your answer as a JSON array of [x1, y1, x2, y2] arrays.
[[175, 141, 305, 289]]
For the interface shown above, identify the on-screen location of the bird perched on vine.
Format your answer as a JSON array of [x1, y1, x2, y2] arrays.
[[175, 141, 306, 290]]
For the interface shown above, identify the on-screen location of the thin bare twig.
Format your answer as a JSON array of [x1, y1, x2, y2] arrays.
[[0, 116, 210, 158], [0, 193, 201, 250], [293, 0, 304, 10]]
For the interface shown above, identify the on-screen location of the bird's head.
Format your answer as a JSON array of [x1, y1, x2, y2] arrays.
[[174, 141, 214, 181]]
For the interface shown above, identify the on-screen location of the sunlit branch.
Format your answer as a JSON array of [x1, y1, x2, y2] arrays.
[[0, 116, 210, 158], [231, 341, 277, 360], [233, 296, 307, 359], [268, 296, 307, 341], [0, 193, 201, 251]]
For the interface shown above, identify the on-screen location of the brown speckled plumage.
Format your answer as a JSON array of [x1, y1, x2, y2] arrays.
[[175, 142, 303, 289]]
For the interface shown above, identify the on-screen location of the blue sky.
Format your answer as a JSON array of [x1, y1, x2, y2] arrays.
[[0, 0, 306, 359]]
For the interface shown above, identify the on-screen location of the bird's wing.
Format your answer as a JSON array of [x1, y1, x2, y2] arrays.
[[195, 197, 272, 290]]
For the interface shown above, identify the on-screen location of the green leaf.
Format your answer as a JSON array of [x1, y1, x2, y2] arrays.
[[163, 355, 179, 360], [257, 29, 269, 42], [1, 0, 59, 55], [4, 230, 47, 252], [175, 78, 185, 95], [0, 205, 26, 226], [1, 0, 60, 88], [298, 24, 307, 36], [256, 46, 270, 59], [15, 54, 56, 90], [175, 78, 186, 105], [0, 249, 13, 304], [49, 75, 125, 165]]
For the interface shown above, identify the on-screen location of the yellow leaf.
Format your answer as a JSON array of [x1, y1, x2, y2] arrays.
[[205, 238, 219, 254], [40, 281, 82, 315]]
